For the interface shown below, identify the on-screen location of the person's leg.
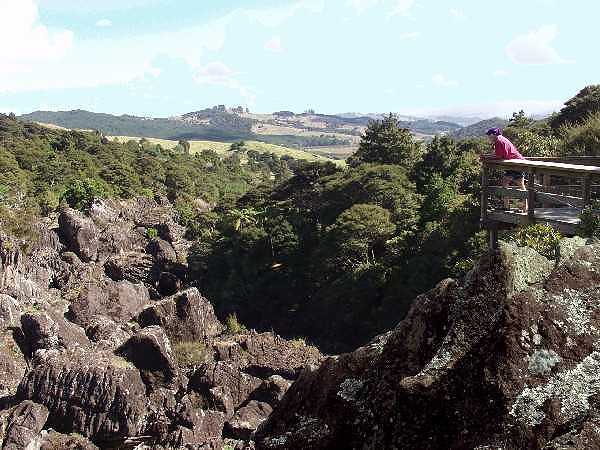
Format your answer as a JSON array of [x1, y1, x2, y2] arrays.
[[519, 176, 527, 212]]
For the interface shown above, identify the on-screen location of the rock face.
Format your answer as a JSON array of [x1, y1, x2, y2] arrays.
[[255, 240, 600, 450]]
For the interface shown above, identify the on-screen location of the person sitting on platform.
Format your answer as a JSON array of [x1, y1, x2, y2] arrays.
[[480, 127, 527, 212]]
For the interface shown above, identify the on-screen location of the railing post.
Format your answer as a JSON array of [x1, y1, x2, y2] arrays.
[[481, 164, 489, 224], [527, 169, 536, 224], [542, 173, 551, 208], [583, 174, 592, 207]]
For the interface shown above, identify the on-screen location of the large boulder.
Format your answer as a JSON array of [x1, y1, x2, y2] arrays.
[[104, 252, 156, 285], [255, 242, 600, 449], [66, 268, 150, 328], [39, 430, 100, 450], [225, 401, 273, 441], [0, 331, 27, 398], [58, 209, 99, 263], [21, 307, 90, 355], [17, 348, 148, 442], [0, 400, 49, 450], [137, 288, 224, 343], [117, 326, 179, 389]]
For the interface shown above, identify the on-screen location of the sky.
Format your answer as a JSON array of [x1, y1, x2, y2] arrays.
[[0, 0, 597, 119]]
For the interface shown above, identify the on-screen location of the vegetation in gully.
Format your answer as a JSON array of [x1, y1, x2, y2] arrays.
[[3, 85, 600, 352]]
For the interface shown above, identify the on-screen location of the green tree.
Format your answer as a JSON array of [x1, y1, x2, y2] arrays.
[[348, 114, 422, 169], [560, 111, 600, 156], [327, 204, 395, 269], [550, 85, 600, 129]]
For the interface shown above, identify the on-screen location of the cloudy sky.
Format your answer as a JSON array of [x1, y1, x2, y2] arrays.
[[0, 0, 596, 118]]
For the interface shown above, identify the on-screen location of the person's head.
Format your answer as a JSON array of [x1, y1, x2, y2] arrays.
[[486, 127, 502, 143]]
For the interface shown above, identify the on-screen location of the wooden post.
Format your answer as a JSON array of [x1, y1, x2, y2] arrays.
[[542, 173, 551, 208], [489, 223, 498, 250], [481, 165, 489, 223], [583, 174, 592, 207], [527, 168, 536, 224]]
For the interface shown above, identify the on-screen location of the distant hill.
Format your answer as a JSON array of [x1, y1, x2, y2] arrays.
[[450, 117, 508, 140], [20, 110, 351, 148]]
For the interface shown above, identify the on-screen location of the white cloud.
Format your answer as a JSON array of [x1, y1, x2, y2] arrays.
[[245, 0, 324, 27], [96, 19, 112, 27], [388, 0, 416, 18], [450, 8, 466, 20], [348, 0, 379, 15], [399, 31, 420, 40], [432, 73, 458, 87], [264, 36, 283, 53], [493, 69, 509, 78], [194, 62, 256, 106], [506, 25, 569, 65], [0, 0, 74, 72]]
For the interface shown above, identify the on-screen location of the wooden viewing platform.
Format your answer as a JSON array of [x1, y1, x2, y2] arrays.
[[481, 157, 600, 248]]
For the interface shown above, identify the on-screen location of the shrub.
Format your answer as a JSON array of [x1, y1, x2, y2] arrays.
[[146, 227, 159, 239], [225, 313, 247, 335], [60, 178, 109, 211], [173, 341, 209, 368], [577, 205, 600, 238], [559, 111, 600, 156], [511, 224, 562, 259]]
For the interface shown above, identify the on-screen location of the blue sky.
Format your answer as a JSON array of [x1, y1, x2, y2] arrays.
[[0, 0, 597, 118]]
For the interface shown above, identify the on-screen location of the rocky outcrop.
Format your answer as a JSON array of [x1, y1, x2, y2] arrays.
[[255, 239, 600, 450], [137, 288, 225, 342], [39, 430, 100, 450]]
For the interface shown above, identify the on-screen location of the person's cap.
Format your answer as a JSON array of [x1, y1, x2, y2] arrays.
[[486, 127, 502, 136]]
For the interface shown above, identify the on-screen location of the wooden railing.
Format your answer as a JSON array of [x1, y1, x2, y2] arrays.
[[481, 157, 600, 240]]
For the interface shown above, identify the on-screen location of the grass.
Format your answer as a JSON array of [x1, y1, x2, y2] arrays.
[[110, 136, 345, 166], [173, 341, 210, 367], [225, 313, 247, 335]]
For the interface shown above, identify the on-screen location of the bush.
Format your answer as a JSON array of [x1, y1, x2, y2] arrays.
[[173, 341, 209, 368], [146, 227, 158, 239], [225, 313, 247, 335], [60, 178, 109, 211], [510, 224, 562, 259], [577, 205, 600, 238], [559, 111, 600, 156]]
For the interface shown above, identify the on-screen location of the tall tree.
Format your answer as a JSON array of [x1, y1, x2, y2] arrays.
[[348, 114, 422, 169]]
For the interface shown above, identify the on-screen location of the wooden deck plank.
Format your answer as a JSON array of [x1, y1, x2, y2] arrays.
[[487, 207, 581, 235]]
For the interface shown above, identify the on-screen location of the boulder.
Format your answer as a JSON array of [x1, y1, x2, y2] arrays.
[[0, 400, 49, 450], [225, 401, 273, 441], [67, 275, 150, 327], [58, 209, 99, 263], [85, 316, 133, 350], [146, 238, 177, 265], [39, 430, 100, 450], [0, 331, 27, 398], [137, 288, 224, 343], [21, 308, 90, 355], [189, 361, 262, 410], [117, 326, 179, 389], [250, 376, 291, 408], [17, 348, 148, 442], [104, 252, 156, 284]]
